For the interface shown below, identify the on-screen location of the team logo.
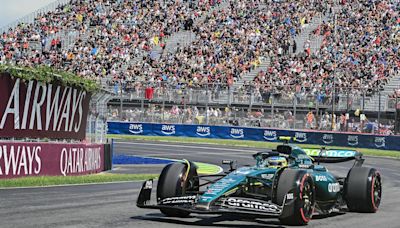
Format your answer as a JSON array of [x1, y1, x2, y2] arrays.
[[322, 134, 333, 144], [230, 128, 244, 139], [263, 130, 277, 141], [128, 124, 143, 134], [196, 126, 211, 137], [347, 135, 358, 146], [223, 197, 281, 214], [374, 137, 385, 148], [161, 125, 175, 135], [295, 132, 307, 142]]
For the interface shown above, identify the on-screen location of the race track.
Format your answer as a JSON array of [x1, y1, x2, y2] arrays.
[[0, 139, 399, 228]]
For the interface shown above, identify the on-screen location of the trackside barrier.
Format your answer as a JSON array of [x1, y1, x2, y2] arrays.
[[108, 122, 400, 151], [0, 142, 112, 179]]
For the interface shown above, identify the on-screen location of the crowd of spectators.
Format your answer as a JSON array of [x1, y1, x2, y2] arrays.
[[114, 0, 326, 91], [389, 88, 400, 98], [1, 0, 216, 81], [251, 0, 400, 100], [1, 0, 398, 96]]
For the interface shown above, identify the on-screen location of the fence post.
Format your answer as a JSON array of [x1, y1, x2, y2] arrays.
[[346, 88, 349, 132], [378, 90, 381, 131], [331, 88, 335, 131], [119, 80, 123, 120], [271, 94, 275, 122], [141, 98, 145, 122], [362, 89, 365, 112], [206, 84, 209, 125], [293, 95, 297, 129], [396, 96, 399, 135], [162, 100, 165, 123]]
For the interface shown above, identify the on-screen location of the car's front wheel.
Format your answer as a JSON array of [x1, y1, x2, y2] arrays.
[[275, 169, 315, 225], [157, 162, 199, 217]]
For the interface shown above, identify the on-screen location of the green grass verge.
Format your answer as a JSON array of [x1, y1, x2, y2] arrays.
[[195, 162, 222, 175], [108, 134, 400, 159], [0, 173, 158, 188]]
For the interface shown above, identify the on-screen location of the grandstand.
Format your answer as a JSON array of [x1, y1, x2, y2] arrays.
[[1, 0, 399, 135]]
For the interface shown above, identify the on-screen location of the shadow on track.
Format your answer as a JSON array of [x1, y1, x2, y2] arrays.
[[131, 211, 348, 227], [131, 213, 284, 227]]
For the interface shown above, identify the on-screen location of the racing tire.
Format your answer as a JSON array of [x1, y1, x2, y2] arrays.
[[345, 167, 382, 213], [157, 162, 199, 217], [276, 169, 315, 226]]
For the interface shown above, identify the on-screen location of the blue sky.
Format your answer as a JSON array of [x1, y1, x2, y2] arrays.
[[0, 0, 56, 28]]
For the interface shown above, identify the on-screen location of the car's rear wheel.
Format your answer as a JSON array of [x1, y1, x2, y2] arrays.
[[275, 169, 315, 225], [157, 162, 199, 217], [345, 167, 382, 212]]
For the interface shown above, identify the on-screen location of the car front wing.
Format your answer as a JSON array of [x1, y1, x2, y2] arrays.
[[137, 179, 287, 218]]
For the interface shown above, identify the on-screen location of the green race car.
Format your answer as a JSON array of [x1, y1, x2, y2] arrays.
[[137, 139, 382, 225]]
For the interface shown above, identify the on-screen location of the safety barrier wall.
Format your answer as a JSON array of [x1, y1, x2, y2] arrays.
[[108, 122, 400, 151], [0, 142, 112, 179]]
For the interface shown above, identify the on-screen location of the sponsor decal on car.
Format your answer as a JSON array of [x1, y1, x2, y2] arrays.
[[374, 137, 385, 148], [230, 128, 244, 139], [234, 169, 252, 175], [328, 183, 340, 193], [263, 130, 277, 141], [347, 135, 358, 146], [295, 132, 307, 142], [144, 180, 153, 189], [160, 195, 196, 205], [204, 178, 237, 196], [161, 125, 175, 135], [286, 193, 294, 200], [315, 175, 328, 182], [261, 173, 274, 180], [196, 126, 211, 137], [322, 134, 333, 144], [298, 164, 312, 169], [223, 197, 282, 214], [129, 124, 143, 134], [304, 149, 357, 157]]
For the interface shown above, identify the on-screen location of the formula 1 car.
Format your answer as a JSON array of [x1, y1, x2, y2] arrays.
[[136, 138, 382, 225]]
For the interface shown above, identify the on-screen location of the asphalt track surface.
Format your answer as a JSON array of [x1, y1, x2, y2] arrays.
[[0, 139, 399, 228]]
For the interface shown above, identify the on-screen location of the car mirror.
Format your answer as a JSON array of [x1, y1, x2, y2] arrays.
[[222, 160, 237, 171]]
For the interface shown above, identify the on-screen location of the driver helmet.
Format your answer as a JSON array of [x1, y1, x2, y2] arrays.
[[266, 156, 288, 168]]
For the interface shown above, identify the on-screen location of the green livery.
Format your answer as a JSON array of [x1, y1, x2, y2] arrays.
[[137, 141, 382, 226]]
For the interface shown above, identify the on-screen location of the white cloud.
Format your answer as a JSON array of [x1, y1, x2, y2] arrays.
[[0, 0, 59, 28]]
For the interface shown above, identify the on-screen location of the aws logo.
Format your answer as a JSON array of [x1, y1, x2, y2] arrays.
[[374, 137, 385, 148], [295, 132, 307, 142], [161, 125, 175, 135], [322, 134, 333, 144], [263, 130, 277, 141], [230, 128, 244, 139], [129, 124, 143, 134], [196, 126, 211, 137], [348, 135, 358, 146]]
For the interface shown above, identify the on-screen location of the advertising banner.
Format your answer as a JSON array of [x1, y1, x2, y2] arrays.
[[108, 121, 400, 151], [0, 142, 104, 179], [0, 73, 91, 140]]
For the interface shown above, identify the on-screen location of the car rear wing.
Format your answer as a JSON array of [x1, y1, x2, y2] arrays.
[[303, 148, 364, 163]]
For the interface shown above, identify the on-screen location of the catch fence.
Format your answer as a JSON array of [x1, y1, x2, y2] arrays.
[[107, 82, 400, 135]]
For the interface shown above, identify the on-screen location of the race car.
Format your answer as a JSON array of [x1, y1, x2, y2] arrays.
[[136, 138, 382, 225]]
